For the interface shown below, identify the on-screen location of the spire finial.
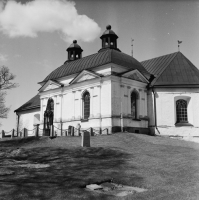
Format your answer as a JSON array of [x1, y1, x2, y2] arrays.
[[106, 25, 111, 30], [73, 40, 77, 44]]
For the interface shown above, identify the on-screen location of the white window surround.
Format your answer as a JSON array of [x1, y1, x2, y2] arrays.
[[130, 89, 140, 120], [174, 96, 193, 125]]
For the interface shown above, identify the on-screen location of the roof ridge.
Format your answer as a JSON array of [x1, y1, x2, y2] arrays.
[[151, 52, 179, 86], [141, 51, 178, 63]]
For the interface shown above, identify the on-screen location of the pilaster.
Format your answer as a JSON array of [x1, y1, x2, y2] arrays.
[[127, 86, 131, 115], [97, 85, 101, 117], [90, 87, 94, 118], [72, 91, 76, 119]]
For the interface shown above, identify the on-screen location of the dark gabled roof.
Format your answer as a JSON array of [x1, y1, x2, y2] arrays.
[[141, 52, 199, 87], [141, 52, 178, 77], [40, 49, 150, 83], [14, 94, 40, 113]]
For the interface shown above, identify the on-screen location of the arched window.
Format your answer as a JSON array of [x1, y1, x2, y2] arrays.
[[176, 99, 188, 123], [82, 91, 90, 119], [131, 91, 139, 119]]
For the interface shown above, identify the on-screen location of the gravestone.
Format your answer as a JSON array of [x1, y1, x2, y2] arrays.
[[50, 125, 54, 137], [23, 128, 28, 137], [35, 124, 39, 137], [11, 129, 15, 138], [76, 123, 81, 136], [68, 126, 74, 136], [71, 126, 74, 136], [19, 131, 22, 138], [68, 126, 72, 136], [90, 127, 94, 136], [81, 131, 90, 147], [63, 130, 67, 136]]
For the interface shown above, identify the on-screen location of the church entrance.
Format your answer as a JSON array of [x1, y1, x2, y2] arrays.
[[43, 98, 54, 136]]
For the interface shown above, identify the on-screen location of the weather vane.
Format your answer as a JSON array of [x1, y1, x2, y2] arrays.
[[178, 40, 182, 52], [131, 39, 134, 57]]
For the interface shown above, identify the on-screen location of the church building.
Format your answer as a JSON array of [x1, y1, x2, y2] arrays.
[[14, 25, 199, 137]]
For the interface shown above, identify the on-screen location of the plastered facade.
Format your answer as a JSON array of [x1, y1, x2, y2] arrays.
[[148, 88, 199, 136], [38, 65, 149, 134], [17, 108, 41, 136]]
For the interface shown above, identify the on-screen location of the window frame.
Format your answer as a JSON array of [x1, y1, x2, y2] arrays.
[[174, 96, 193, 126], [176, 99, 188, 123], [82, 90, 90, 120], [131, 90, 140, 120]]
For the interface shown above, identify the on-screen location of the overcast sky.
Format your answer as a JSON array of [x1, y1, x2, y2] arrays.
[[0, 0, 199, 131]]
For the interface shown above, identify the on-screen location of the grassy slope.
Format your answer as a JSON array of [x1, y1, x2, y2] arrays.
[[0, 133, 199, 200]]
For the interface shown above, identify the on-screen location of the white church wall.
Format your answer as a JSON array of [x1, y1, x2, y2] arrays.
[[193, 93, 199, 126], [40, 77, 113, 131], [55, 95, 62, 122], [153, 88, 199, 136], [112, 81, 121, 116], [39, 74, 149, 134], [18, 108, 40, 136], [101, 80, 112, 117], [92, 86, 99, 117], [75, 91, 81, 119], [111, 76, 148, 131]]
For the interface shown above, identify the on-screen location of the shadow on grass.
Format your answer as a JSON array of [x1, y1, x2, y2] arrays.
[[0, 137, 43, 147], [0, 146, 143, 200]]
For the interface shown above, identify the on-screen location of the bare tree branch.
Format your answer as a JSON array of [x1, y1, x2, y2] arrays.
[[0, 66, 18, 90], [0, 66, 18, 123], [0, 92, 10, 119]]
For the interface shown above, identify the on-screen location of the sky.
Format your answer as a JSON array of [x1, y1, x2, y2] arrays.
[[0, 0, 199, 131]]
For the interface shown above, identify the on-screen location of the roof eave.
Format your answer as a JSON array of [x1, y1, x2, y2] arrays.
[[150, 84, 199, 88], [14, 105, 40, 113]]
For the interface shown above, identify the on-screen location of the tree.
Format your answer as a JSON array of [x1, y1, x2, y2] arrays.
[[0, 66, 18, 120], [0, 92, 10, 119]]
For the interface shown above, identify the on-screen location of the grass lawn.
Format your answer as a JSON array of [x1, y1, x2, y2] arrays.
[[0, 132, 199, 200]]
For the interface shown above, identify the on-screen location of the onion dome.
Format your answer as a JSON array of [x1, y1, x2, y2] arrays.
[[66, 40, 83, 61]]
